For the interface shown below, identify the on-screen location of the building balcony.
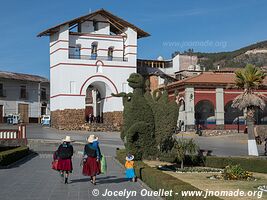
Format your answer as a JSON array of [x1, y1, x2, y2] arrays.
[[137, 59, 173, 68], [69, 54, 128, 62]]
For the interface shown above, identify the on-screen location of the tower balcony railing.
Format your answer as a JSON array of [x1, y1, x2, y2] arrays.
[[69, 54, 128, 62]]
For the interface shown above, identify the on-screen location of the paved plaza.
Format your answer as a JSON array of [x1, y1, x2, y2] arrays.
[[0, 125, 158, 200], [0, 124, 266, 200]]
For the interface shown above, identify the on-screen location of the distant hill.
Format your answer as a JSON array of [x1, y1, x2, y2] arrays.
[[172, 40, 267, 70]]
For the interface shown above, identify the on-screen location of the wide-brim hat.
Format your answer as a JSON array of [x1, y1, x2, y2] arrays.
[[62, 136, 74, 142], [87, 135, 98, 143], [126, 154, 134, 161]]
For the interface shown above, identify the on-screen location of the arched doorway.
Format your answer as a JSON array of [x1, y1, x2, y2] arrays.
[[80, 75, 119, 123], [195, 100, 215, 126], [224, 101, 244, 124], [85, 81, 110, 123], [254, 105, 267, 125]]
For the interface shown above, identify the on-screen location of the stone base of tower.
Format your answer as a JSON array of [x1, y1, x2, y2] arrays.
[[51, 109, 123, 131], [51, 109, 85, 130]]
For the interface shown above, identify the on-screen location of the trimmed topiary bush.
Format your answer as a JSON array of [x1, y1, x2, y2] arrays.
[[112, 73, 156, 160], [145, 89, 179, 160], [205, 156, 267, 173], [0, 146, 29, 166], [113, 73, 179, 160]]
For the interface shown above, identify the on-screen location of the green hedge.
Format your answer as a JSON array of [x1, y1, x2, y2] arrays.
[[205, 156, 267, 173], [116, 149, 221, 200], [0, 146, 29, 166]]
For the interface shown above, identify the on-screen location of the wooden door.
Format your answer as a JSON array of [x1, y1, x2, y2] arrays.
[[0, 105, 3, 123], [18, 104, 29, 123], [85, 106, 93, 122]]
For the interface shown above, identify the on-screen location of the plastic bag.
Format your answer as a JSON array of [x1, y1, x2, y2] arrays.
[[100, 155, 107, 174]]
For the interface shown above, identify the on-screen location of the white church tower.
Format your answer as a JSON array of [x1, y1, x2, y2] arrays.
[[38, 9, 149, 128]]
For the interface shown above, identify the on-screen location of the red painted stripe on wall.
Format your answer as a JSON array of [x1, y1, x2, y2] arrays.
[[79, 74, 119, 95], [50, 62, 136, 69], [50, 40, 69, 48], [50, 48, 69, 55], [124, 53, 137, 56], [50, 94, 85, 99], [70, 32, 124, 39]]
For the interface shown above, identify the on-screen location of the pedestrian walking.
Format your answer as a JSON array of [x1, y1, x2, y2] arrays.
[[125, 154, 136, 182], [82, 135, 101, 185], [53, 136, 74, 184]]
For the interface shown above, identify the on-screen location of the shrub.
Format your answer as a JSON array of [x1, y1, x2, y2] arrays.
[[113, 73, 156, 160], [116, 149, 221, 200], [223, 164, 254, 180], [0, 146, 29, 166], [145, 89, 179, 159], [205, 156, 267, 173], [174, 138, 199, 169]]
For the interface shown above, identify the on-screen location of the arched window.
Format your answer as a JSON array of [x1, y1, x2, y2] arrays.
[[108, 47, 114, 61], [224, 101, 243, 124], [179, 99, 185, 111], [195, 100, 215, 125], [91, 42, 98, 60]]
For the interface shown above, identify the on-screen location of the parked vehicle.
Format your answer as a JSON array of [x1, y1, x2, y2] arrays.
[[41, 115, 50, 126], [7, 114, 20, 125]]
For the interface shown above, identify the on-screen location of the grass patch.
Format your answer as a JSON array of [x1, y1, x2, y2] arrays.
[[116, 149, 221, 200], [168, 172, 266, 200], [0, 146, 29, 166]]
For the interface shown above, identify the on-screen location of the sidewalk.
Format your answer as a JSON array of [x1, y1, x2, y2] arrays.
[[0, 142, 158, 200]]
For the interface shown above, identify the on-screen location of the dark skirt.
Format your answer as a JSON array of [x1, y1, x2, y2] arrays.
[[82, 157, 101, 176], [57, 158, 73, 172]]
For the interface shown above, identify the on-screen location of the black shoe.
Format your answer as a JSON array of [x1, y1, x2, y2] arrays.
[[64, 178, 68, 184]]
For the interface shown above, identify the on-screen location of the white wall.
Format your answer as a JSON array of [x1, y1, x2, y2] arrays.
[[49, 21, 138, 112], [0, 79, 50, 118]]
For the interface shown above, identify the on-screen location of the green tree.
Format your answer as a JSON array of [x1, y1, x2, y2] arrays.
[[174, 138, 198, 169], [145, 89, 179, 158], [112, 73, 156, 160], [232, 64, 266, 156]]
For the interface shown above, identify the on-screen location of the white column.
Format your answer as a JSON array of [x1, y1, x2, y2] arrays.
[[93, 90, 97, 116], [215, 88, 224, 125], [185, 87, 195, 128]]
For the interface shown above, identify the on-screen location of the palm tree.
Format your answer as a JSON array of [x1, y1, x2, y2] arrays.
[[232, 64, 266, 156], [174, 138, 198, 169]]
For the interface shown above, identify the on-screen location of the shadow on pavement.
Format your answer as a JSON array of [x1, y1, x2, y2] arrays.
[[70, 176, 128, 184]]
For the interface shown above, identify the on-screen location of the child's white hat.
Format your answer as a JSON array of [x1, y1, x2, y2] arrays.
[[126, 154, 134, 161]]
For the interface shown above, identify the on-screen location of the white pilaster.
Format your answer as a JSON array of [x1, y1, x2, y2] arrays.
[[185, 87, 195, 127], [215, 88, 224, 125]]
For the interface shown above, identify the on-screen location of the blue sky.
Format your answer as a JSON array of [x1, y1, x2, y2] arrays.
[[0, 0, 267, 78]]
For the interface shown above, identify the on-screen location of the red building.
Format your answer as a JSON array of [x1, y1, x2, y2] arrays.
[[166, 70, 267, 131]]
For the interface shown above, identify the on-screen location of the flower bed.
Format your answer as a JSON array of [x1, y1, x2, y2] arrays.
[[116, 149, 222, 200]]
